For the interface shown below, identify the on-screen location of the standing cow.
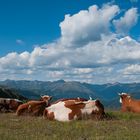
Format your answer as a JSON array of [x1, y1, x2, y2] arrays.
[[0, 98, 23, 113], [119, 93, 140, 113], [16, 95, 52, 116], [43, 98, 105, 122]]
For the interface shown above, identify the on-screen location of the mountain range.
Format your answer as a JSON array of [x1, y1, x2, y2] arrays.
[[0, 80, 140, 108], [0, 86, 27, 100]]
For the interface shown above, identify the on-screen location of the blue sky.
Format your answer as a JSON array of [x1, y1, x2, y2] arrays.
[[0, 0, 140, 83], [0, 0, 139, 56]]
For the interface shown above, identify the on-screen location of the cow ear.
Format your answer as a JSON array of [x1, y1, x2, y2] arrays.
[[118, 93, 121, 96], [49, 96, 52, 100]]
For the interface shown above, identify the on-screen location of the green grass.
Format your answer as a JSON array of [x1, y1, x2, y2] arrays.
[[0, 111, 140, 140]]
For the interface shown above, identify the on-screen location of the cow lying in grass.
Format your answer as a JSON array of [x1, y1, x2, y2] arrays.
[[16, 95, 52, 116], [0, 98, 23, 113], [43, 98, 105, 122], [119, 93, 140, 113]]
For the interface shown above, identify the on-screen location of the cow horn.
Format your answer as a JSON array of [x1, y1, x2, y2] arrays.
[[40, 95, 44, 98], [118, 93, 121, 96], [75, 101, 84, 104], [89, 96, 92, 100]]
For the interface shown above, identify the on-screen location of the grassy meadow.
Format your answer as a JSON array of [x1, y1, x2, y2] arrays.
[[0, 111, 140, 140]]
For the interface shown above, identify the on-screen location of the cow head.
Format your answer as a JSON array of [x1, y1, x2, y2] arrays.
[[84, 100, 105, 119], [81, 99, 105, 116], [40, 95, 52, 102], [118, 93, 131, 103]]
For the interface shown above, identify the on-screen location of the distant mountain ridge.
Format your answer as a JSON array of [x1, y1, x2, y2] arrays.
[[0, 86, 27, 100], [0, 80, 140, 108]]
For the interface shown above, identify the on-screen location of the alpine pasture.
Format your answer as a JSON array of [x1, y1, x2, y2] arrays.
[[0, 111, 140, 140]]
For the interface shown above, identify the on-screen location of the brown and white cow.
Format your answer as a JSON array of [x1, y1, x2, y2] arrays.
[[43, 98, 105, 122], [119, 93, 140, 113], [16, 95, 52, 116], [0, 98, 23, 113]]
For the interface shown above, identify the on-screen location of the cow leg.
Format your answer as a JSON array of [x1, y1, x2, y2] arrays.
[[32, 108, 41, 116], [121, 106, 131, 112], [29, 105, 44, 116], [16, 107, 28, 116]]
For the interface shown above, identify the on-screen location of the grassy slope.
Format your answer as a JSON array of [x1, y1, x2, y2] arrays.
[[0, 112, 140, 140]]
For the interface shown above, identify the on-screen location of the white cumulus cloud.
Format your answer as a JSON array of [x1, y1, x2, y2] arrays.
[[113, 8, 138, 34], [0, 4, 140, 83], [60, 4, 119, 47], [122, 64, 140, 75]]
